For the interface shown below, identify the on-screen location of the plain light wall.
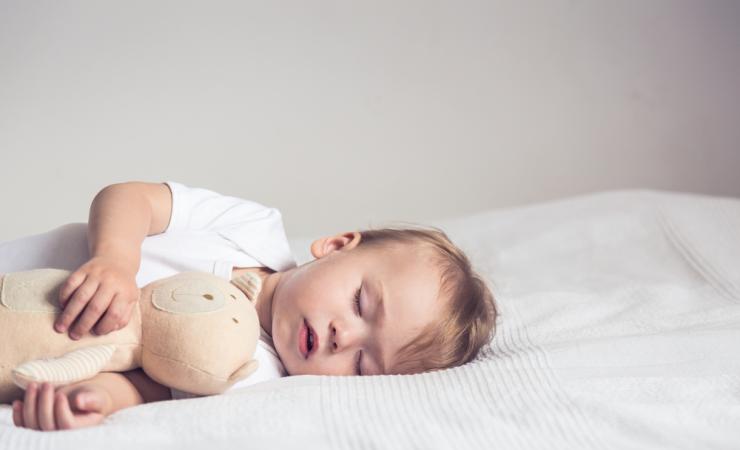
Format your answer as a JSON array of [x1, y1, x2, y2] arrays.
[[1, 0, 739, 242]]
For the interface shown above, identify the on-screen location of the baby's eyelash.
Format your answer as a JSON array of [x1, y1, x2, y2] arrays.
[[353, 286, 362, 316]]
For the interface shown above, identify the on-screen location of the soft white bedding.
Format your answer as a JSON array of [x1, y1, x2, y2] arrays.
[[1, 190, 738, 449]]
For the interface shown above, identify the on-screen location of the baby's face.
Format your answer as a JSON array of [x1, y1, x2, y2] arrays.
[[270, 235, 445, 376]]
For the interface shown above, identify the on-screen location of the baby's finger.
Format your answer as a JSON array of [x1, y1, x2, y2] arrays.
[[74, 391, 105, 413], [117, 301, 135, 330], [93, 294, 129, 335], [56, 279, 100, 338], [22, 382, 39, 430], [12, 401, 24, 428], [54, 392, 75, 430], [58, 272, 86, 309], [38, 383, 57, 431], [70, 289, 114, 339]]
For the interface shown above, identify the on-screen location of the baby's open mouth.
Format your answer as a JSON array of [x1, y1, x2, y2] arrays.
[[306, 320, 317, 357], [300, 319, 318, 358]]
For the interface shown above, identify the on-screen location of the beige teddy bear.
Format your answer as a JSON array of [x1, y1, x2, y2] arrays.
[[0, 268, 262, 404]]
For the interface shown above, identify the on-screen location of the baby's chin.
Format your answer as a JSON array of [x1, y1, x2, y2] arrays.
[[281, 363, 305, 376], [279, 357, 324, 376], [271, 320, 325, 376], [272, 337, 300, 376]]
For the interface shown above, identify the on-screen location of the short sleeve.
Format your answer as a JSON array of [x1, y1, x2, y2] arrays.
[[163, 181, 297, 272], [164, 181, 275, 233]]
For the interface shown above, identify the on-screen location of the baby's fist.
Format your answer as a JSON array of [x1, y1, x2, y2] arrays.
[[12, 382, 112, 431]]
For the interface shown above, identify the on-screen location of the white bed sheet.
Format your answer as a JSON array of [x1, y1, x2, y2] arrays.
[[1, 190, 738, 449]]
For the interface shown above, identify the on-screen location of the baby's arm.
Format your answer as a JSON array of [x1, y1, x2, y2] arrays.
[[55, 182, 174, 339], [118, 368, 172, 406], [11, 369, 171, 431]]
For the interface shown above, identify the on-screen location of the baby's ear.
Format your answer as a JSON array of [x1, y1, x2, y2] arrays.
[[310, 232, 361, 258]]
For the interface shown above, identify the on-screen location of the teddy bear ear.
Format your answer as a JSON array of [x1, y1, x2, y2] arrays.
[[228, 359, 259, 384]]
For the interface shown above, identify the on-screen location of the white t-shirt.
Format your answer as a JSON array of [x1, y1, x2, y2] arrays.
[[0, 181, 295, 398]]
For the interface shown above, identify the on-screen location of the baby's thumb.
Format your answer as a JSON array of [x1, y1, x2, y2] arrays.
[[74, 392, 103, 412]]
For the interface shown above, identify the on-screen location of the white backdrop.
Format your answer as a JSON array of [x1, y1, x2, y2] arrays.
[[1, 0, 739, 241]]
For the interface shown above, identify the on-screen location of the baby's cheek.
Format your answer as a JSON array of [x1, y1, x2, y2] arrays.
[[272, 334, 295, 375]]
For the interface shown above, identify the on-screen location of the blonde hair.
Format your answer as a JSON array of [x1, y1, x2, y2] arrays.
[[357, 225, 497, 374]]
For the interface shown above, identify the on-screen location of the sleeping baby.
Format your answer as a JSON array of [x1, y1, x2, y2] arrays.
[[6, 181, 496, 431]]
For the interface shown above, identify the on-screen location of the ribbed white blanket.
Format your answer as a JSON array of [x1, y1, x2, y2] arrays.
[[1, 190, 738, 449]]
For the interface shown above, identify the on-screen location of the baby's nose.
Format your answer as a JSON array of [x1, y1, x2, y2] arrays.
[[332, 324, 362, 352]]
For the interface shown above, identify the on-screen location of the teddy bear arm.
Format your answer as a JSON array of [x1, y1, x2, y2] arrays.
[[12, 344, 118, 389]]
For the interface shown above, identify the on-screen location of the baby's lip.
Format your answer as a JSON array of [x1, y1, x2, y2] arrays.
[[299, 319, 309, 358]]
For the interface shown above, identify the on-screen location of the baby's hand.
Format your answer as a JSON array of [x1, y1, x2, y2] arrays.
[[11, 382, 113, 431], [55, 256, 140, 339]]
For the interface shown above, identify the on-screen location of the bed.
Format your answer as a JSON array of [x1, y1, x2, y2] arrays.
[[1, 190, 738, 449]]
